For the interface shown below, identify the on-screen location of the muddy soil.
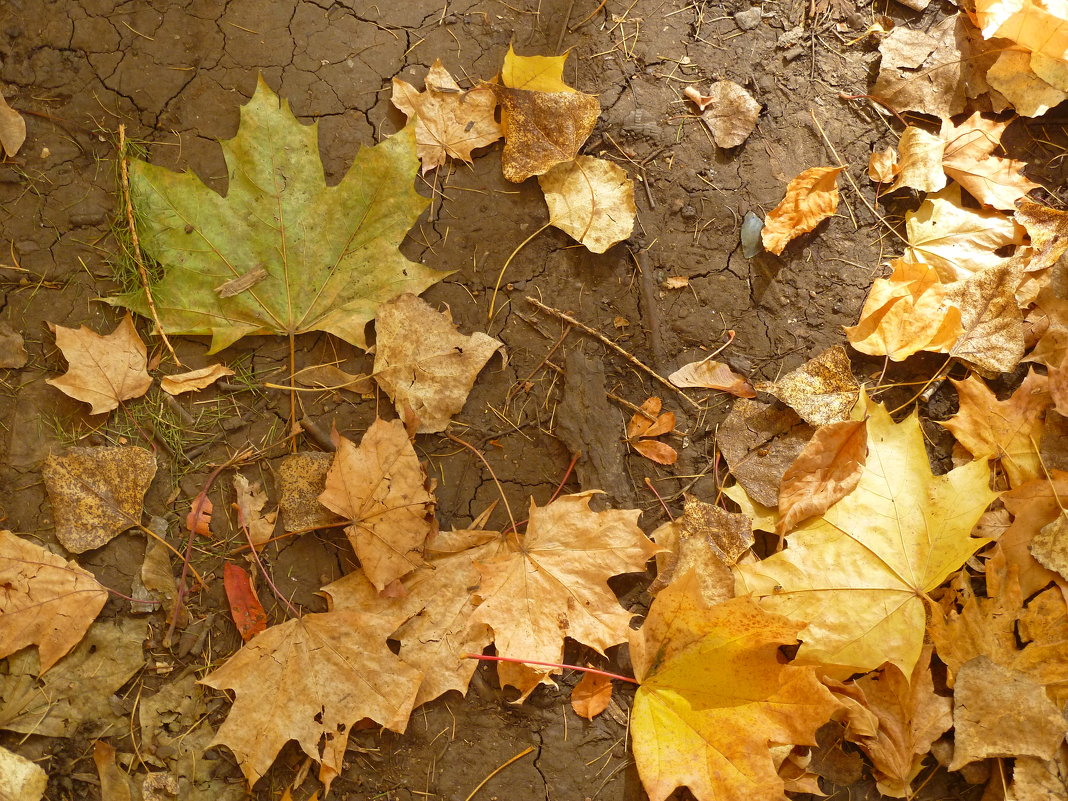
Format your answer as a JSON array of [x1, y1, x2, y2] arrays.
[[0, 0, 1060, 799]]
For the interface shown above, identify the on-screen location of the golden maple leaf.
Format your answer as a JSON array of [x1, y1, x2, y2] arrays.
[[735, 393, 997, 677]]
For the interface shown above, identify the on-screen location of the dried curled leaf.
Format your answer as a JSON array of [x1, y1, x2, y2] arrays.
[[160, 364, 234, 395], [889, 126, 946, 194], [538, 156, 635, 253], [940, 113, 1041, 210], [668, 359, 755, 397], [756, 345, 859, 426], [761, 166, 843, 255], [868, 147, 899, 183]]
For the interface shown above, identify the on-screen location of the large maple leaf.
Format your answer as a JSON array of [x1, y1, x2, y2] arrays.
[[108, 77, 447, 353], [629, 571, 840, 801], [735, 393, 997, 677]]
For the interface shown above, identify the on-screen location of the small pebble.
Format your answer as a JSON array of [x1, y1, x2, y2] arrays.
[[680, 204, 698, 222], [734, 7, 762, 30]]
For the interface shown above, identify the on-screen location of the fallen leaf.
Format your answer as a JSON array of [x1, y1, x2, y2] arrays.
[[0, 90, 26, 158], [940, 113, 1041, 210], [756, 345, 860, 425], [232, 474, 276, 549], [160, 364, 235, 395], [903, 185, 1025, 281], [391, 59, 502, 173], [735, 394, 996, 677], [868, 147, 899, 183], [0, 530, 108, 672], [889, 126, 947, 194], [1031, 514, 1068, 581], [201, 609, 422, 791], [571, 671, 613, 720], [777, 419, 867, 536], [722, 483, 779, 534], [1017, 201, 1068, 274], [946, 257, 1028, 374], [975, 0, 1068, 67], [942, 370, 1050, 487], [42, 446, 157, 553], [632, 438, 679, 465], [1013, 745, 1068, 801], [94, 740, 133, 801], [318, 419, 435, 590], [295, 364, 372, 394], [761, 166, 843, 255], [999, 473, 1068, 601], [493, 46, 600, 183], [668, 359, 756, 397], [46, 314, 152, 415], [186, 494, 213, 537], [986, 49, 1068, 117], [661, 275, 689, 289], [278, 452, 342, 532], [629, 572, 840, 801], [1027, 287, 1068, 368], [372, 294, 503, 433], [872, 16, 970, 118], [626, 397, 678, 465], [0, 322, 27, 368], [689, 80, 761, 148], [845, 260, 963, 361], [108, 78, 447, 352], [0, 745, 46, 801], [538, 156, 635, 253], [223, 563, 267, 642]]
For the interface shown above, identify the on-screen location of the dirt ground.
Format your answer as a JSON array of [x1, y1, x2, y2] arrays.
[[1, 0, 1064, 799]]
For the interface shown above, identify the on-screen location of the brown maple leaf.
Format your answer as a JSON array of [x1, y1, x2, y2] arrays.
[[0, 530, 108, 672], [46, 313, 152, 415], [626, 396, 678, 465], [940, 113, 1041, 210], [318, 419, 435, 591]]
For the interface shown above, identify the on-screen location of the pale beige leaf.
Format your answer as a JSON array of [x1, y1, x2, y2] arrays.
[[1013, 746, 1068, 801], [0, 745, 46, 801], [868, 146, 899, 183], [1017, 202, 1068, 274], [986, 49, 1068, 117], [318, 420, 435, 590], [975, 0, 1068, 64], [46, 314, 152, 415], [668, 359, 755, 397], [872, 17, 970, 118], [946, 258, 1028, 374], [232, 474, 276, 549], [0, 90, 26, 158], [693, 80, 760, 148], [538, 156, 635, 253], [160, 364, 234, 395], [1030, 515, 1068, 581], [940, 113, 1041, 210], [761, 166, 843, 255], [0, 531, 107, 673], [571, 671, 613, 720], [777, 419, 867, 536], [372, 293, 503, 433], [756, 345, 859, 426], [889, 126, 946, 193]]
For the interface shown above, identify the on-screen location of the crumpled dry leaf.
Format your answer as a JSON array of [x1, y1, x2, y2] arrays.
[[946, 257, 1028, 374], [975, 0, 1068, 68], [686, 80, 760, 148], [998, 473, 1068, 601], [889, 126, 946, 194], [571, 671, 613, 720], [872, 16, 971, 118], [942, 370, 1050, 488], [777, 419, 867, 536], [629, 573, 841, 801], [1017, 202, 1068, 274], [1027, 287, 1068, 368], [756, 345, 859, 426], [277, 451, 342, 532], [538, 156, 635, 253], [391, 59, 501, 174], [373, 293, 503, 433], [201, 609, 422, 791], [160, 364, 234, 395], [668, 358, 755, 397], [1013, 745, 1068, 801], [735, 394, 996, 677], [0, 90, 26, 158], [868, 147, 899, 183], [493, 46, 600, 183], [986, 49, 1068, 117], [1031, 515, 1068, 581], [845, 260, 963, 361], [46, 314, 152, 415], [0, 531, 108, 672], [318, 419, 435, 590], [940, 113, 1041, 210], [42, 446, 157, 553], [761, 166, 843, 255], [232, 474, 276, 549]]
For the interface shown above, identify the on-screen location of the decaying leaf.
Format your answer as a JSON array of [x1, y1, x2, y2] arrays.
[[94, 740, 133, 801], [1031, 515, 1068, 581], [946, 258, 1028, 374], [0, 321, 27, 368], [46, 314, 152, 415], [160, 364, 234, 395], [1012, 746, 1068, 800], [318, 420, 435, 591], [571, 671, 613, 720], [278, 452, 342, 532], [756, 345, 859, 426], [201, 609, 422, 791], [108, 78, 447, 352], [42, 446, 157, 553], [0, 531, 108, 673], [538, 156, 635, 253], [999, 473, 1068, 601], [1017, 201, 1068, 274], [761, 166, 843, 255], [668, 358, 755, 397], [493, 46, 600, 183], [889, 126, 946, 194], [223, 563, 267, 642], [0, 745, 46, 801], [942, 370, 1050, 487], [391, 59, 502, 173], [736, 394, 996, 677], [373, 294, 503, 433], [872, 16, 970, 118], [629, 572, 840, 801], [232, 473, 276, 549], [686, 80, 761, 148], [868, 147, 899, 183], [777, 419, 867, 536], [940, 113, 1041, 210], [295, 364, 372, 394], [1027, 287, 1068, 368], [0, 90, 26, 158]]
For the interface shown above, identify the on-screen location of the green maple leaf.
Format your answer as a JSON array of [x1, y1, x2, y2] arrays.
[[108, 77, 447, 353]]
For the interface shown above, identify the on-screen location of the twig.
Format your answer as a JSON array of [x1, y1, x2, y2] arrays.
[[555, 0, 576, 52], [463, 744, 536, 801], [118, 125, 181, 367], [488, 223, 549, 322], [606, 390, 658, 421], [506, 324, 572, 403], [525, 296, 699, 408], [628, 247, 666, 369], [570, 0, 609, 31]]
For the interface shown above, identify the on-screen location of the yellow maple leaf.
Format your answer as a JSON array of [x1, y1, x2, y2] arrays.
[[735, 393, 997, 677], [629, 572, 840, 801]]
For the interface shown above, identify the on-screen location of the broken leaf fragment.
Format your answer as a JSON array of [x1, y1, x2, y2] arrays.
[[761, 166, 843, 255], [571, 671, 613, 720], [160, 363, 234, 395], [756, 345, 859, 426], [0, 90, 26, 158], [538, 156, 635, 253], [686, 80, 760, 148], [47, 314, 152, 415]]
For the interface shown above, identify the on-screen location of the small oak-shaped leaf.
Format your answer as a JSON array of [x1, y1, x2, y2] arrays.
[[201, 609, 422, 791], [629, 572, 840, 801], [538, 156, 635, 253], [735, 394, 996, 677], [108, 77, 447, 353], [761, 166, 843, 255], [47, 314, 152, 415], [42, 446, 157, 553], [372, 294, 503, 433], [318, 420, 435, 590], [391, 60, 502, 173], [0, 530, 108, 672]]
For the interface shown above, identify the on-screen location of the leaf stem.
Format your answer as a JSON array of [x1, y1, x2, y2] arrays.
[[488, 223, 550, 322], [445, 433, 518, 533], [463, 652, 638, 685]]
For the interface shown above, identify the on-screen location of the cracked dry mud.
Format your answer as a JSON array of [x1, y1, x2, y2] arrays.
[[2, 0, 1063, 799]]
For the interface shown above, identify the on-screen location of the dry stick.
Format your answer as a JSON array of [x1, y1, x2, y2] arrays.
[[629, 247, 667, 370], [118, 124, 181, 367], [606, 390, 658, 422], [505, 324, 572, 403], [570, 0, 608, 31], [525, 296, 700, 408]]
